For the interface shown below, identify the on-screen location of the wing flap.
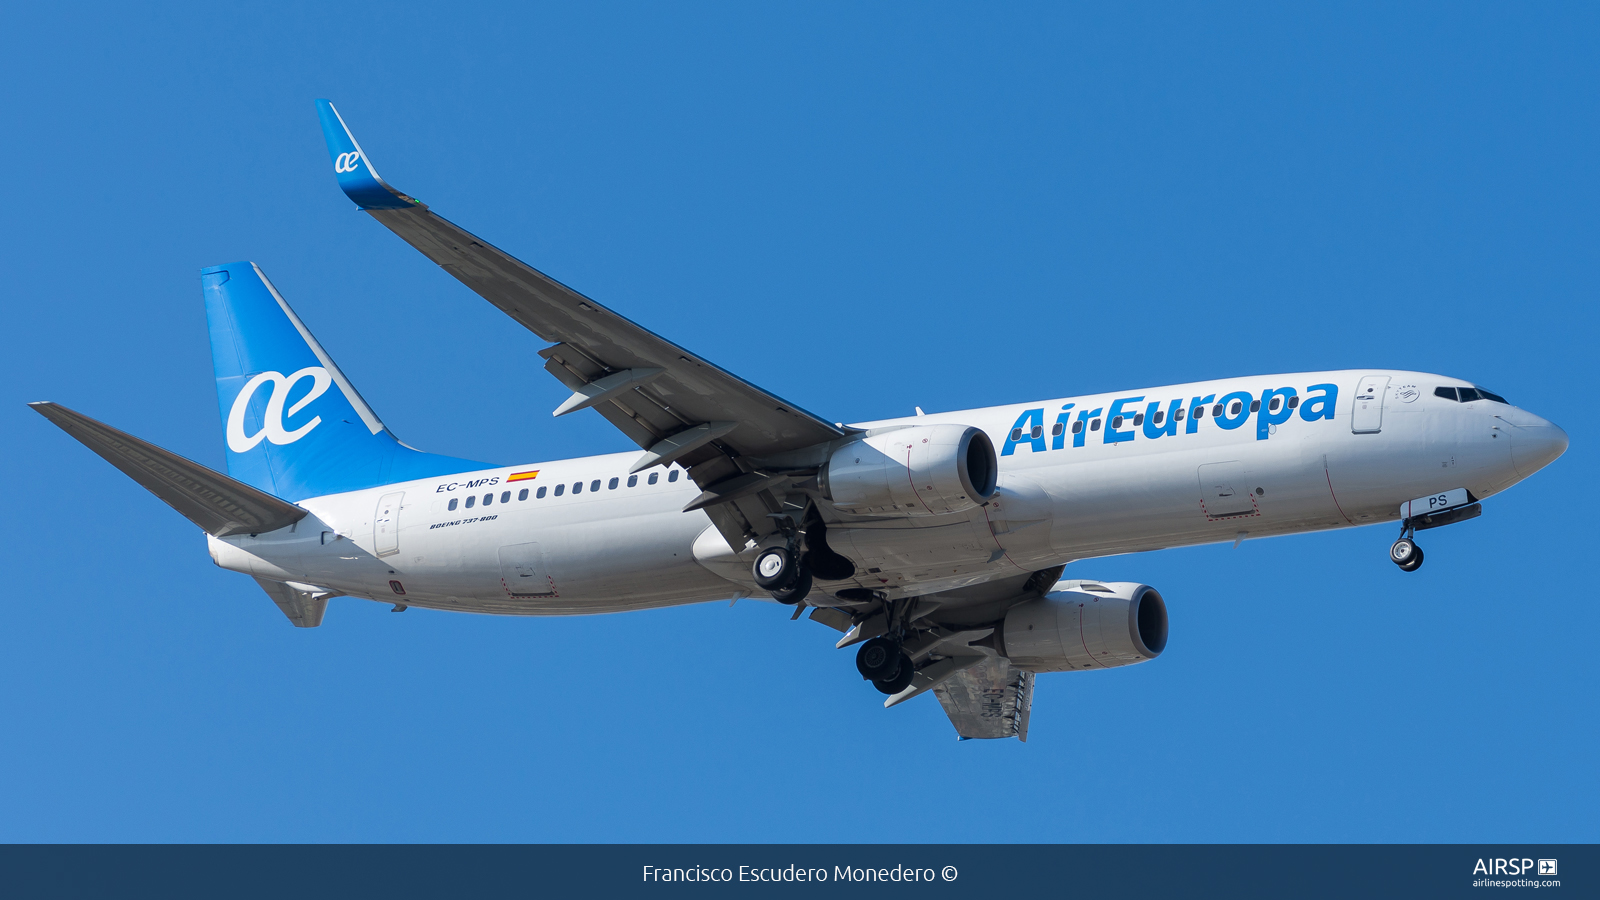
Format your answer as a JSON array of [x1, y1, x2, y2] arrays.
[[932, 657, 1035, 741]]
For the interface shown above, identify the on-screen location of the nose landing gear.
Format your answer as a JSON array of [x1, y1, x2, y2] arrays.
[[1390, 521, 1424, 572]]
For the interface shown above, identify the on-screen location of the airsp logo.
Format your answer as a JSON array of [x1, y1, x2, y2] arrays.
[[227, 366, 333, 452], [334, 151, 362, 173]]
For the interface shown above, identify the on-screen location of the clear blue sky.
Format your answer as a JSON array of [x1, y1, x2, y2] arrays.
[[2, 3, 1594, 842]]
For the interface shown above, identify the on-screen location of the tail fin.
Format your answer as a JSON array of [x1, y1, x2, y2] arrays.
[[203, 262, 486, 500]]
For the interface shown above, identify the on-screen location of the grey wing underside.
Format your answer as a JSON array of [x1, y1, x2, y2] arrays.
[[932, 657, 1035, 741], [364, 204, 850, 547], [364, 205, 846, 460], [321, 105, 854, 550]]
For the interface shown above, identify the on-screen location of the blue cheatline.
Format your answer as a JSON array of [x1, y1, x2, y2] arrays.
[[202, 261, 490, 501]]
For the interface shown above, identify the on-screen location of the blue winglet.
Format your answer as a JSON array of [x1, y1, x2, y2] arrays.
[[315, 99, 422, 210]]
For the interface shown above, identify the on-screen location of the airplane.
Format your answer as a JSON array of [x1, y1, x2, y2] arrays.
[[31, 100, 1569, 741]]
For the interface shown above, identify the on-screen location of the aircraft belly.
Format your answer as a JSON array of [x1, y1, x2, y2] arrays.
[[288, 490, 736, 614]]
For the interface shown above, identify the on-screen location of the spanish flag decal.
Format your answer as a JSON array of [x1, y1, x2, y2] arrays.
[[507, 470, 540, 482]]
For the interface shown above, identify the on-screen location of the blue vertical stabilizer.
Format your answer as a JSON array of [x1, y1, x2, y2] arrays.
[[202, 262, 488, 500]]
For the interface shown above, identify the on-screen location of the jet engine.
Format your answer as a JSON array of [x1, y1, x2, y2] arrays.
[[999, 581, 1167, 672], [818, 424, 997, 517]]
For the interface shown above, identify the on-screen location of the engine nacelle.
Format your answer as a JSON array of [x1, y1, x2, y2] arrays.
[[999, 581, 1168, 672], [818, 424, 997, 517]]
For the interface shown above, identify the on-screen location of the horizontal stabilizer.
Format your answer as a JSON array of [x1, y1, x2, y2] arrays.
[[253, 577, 332, 628], [29, 402, 307, 537]]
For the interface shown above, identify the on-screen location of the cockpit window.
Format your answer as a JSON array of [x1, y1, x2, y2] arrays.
[[1435, 385, 1509, 405]]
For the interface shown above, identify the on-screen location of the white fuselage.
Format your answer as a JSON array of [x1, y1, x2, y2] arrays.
[[207, 369, 1566, 615]]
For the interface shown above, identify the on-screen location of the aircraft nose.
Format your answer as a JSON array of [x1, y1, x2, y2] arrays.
[[1509, 414, 1569, 478]]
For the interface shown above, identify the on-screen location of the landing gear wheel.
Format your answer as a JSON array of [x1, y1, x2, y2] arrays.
[[770, 567, 813, 604], [874, 653, 916, 695], [1389, 537, 1419, 567], [752, 547, 798, 590], [1399, 546, 1424, 572], [855, 636, 902, 681]]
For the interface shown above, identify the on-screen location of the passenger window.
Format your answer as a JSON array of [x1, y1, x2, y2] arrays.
[[1030, 425, 1042, 439], [1090, 419, 1101, 432], [1212, 404, 1223, 417], [648, 472, 659, 485], [1477, 387, 1508, 404], [1153, 411, 1164, 425], [1434, 387, 1458, 401], [1111, 416, 1123, 429], [1458, 387, 1482, 402], [1175, 408, 1185, 420], [608, 477, 619, 490], [1071, 421, 1083, 434], [501, 491, 510, 503], [669, 470, 679, 482], [1010, 428, 1023, 441], [1249, 400, 1260, 412], [483, 493, 493, 506], [591, 479, 601, 492], [1051, 423, 1064, 436], [1229, 402, 1241, 415], [537, 486, 547, 498], [448, 498, 458, 511], [1133, 413, 1144, 426], [518, 488, 529, 501], [1287, 396, 1299, 409], [573, 482, 582, 494], [465, 495, 476, 509], [1192, 406, 1204, 419], [627, 475, 638, 487], [554, 484, 564, 496], [1268, 397, 1281, 412]]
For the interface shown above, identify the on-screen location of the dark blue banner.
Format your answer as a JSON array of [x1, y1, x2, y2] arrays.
[[2, 844, 1591, 899]]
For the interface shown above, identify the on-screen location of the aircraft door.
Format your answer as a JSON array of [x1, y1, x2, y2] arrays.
[[1197, 461, 1257, 518], [1351, 375, 1389, 434], [499, 542, 558, 598], [374, 491, 404, 557]]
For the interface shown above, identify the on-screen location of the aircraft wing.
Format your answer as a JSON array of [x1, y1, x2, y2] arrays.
[[314, 101, 849, 533], [931, 657, 1034, 741]]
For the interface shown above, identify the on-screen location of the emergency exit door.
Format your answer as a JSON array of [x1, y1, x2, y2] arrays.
[[1351, 376, 1389, 434]]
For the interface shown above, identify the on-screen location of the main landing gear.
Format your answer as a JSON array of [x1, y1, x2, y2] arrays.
[[1390, 522, 1424, 572], [752, 545, 814, 605], [855, 636, 915, 695]]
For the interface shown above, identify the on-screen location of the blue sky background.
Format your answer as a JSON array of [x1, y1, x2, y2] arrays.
[[1, 3, 1595, 842]]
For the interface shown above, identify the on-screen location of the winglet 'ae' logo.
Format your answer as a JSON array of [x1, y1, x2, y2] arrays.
[[227, 367, 333, 452], [334, 151, 362, 174]]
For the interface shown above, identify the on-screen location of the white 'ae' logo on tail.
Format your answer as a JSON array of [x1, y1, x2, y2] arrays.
[[334, 152, 362, 173], [227, 367, 333, 453]]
